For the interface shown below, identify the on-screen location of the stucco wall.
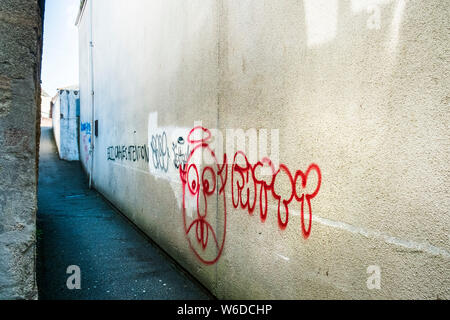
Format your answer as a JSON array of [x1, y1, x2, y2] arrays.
[[78, 0, 449, 299], [0, 0, 44, 300]]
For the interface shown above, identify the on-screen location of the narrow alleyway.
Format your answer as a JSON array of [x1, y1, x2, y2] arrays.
[[36, 124, 211, 300]]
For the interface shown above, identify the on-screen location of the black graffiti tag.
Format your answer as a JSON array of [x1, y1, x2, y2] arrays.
[[172, 136, 190, 170], [107, 145, 149, 163], [150, 132, 170, 172]]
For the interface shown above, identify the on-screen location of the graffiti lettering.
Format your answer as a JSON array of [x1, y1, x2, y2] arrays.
[[179, 126, 322, 265], [107, 144, 149, 163], [179, 127, 228, 265], [172, 136, 190, 170], [80, 122, 91, 164], [231, 152, 321, 237], [150, 132, 170, 172], [81, 122, 91, 134]]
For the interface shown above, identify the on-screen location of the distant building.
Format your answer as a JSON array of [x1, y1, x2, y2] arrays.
[[52, 86, 80, 161]]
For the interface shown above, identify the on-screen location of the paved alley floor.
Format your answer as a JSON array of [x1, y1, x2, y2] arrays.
[[36, 125, 211, 300]]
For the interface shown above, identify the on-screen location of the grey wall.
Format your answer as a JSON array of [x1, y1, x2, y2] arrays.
[[0, 0, 44, 299], [78, 0, 449, 299]]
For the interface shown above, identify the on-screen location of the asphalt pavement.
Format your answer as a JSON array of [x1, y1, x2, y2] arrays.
[[36, 124, 211, 300]]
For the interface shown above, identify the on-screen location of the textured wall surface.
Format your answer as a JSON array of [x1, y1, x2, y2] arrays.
[[78, 0, 449, 299], [0, 0, 44, 299]]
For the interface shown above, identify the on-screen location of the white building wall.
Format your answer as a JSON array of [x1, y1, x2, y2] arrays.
[[52, 89, 80, 161], [77, 0, 450, 299], [78, 2, 92, 174]]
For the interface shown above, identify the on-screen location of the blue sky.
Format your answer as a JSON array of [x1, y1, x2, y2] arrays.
[[41, 0, 80, 97]]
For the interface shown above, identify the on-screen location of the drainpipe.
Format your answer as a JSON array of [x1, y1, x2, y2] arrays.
[[88, 0, 95, 189]]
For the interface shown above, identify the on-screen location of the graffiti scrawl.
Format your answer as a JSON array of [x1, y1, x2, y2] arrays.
[[150, 132, 170, 172], [179, 126, 322, 265], [80, 122, 91, 165], [172, 137, 190, 170]]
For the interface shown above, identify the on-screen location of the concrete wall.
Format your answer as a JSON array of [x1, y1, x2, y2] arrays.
[[0, 0, 44, 299], [78, 0, 449, 299], [52, 89, 80, 161]]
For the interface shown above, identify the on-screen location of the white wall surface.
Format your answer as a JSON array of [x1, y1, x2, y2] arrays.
[[52, 90, 80, 161], [78, 0, 450, 299]]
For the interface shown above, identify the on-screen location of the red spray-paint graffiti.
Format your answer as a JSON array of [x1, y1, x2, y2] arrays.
[[179, 127, 321, 265], [179, 127, 228, 265]]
